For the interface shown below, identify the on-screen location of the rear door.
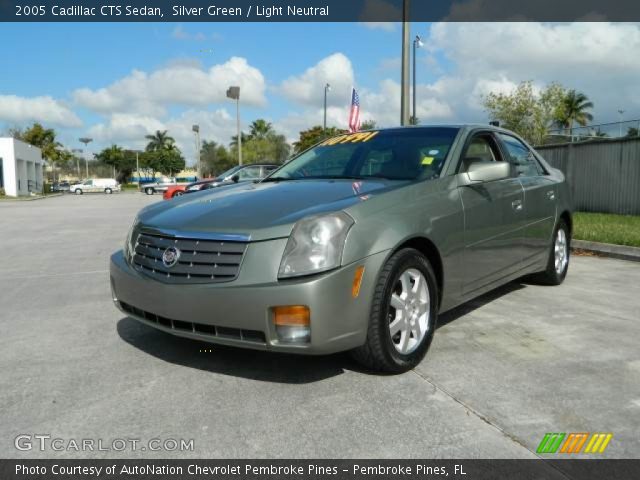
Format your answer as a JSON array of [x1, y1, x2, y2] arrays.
[[496, 133, 557, 265], [457, 131, 526, 295]]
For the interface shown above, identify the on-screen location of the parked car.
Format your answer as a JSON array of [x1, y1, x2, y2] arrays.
[[111, 125, 572, 373], [162, 164, 279, 200], [51, 181, 70, 192], [140, 177, 181, 195], [70, 178, 120, 195], [163, 178, 215, 200]]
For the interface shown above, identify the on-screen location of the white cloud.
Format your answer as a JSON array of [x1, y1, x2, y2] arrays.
[[360, 22, 397, 32], [402, 22, 640, 124], [278, 53, 355, 107], [87, 109, 236, 166], [171, 24, 207, 41], [0, 95, 82, 128], [73, 57, 267, 116]]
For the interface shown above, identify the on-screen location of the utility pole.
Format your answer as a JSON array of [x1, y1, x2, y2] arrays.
[[400, 0, 411, 126], [412, 36, 423, 125]]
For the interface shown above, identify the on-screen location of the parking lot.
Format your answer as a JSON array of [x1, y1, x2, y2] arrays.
[[1, 193, 638, 461]]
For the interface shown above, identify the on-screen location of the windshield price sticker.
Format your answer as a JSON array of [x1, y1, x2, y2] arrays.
[[320, 131, 379, 146]]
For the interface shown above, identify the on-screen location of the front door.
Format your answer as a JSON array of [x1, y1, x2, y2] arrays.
[[496, 133, 557, 266], [457, 132, 526, 295]]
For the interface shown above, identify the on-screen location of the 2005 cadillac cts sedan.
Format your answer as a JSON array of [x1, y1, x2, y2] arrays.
[[110, 125, 572, 373]]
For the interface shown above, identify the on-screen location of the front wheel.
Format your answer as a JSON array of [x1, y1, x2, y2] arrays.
[[145, 187, 154, 195], [351, 248, 439, 373], [529, 220, 570, 285], [74, 189, 83, 195], [105, 188, 113, 194], [173, 191, 184, 197]]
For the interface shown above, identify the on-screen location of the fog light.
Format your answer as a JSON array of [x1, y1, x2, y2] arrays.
[[273, 306, 310, 344]]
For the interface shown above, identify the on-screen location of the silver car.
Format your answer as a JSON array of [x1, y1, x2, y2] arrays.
[[110, 125, 572, 372]]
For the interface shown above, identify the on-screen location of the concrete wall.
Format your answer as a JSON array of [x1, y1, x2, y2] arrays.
[[0, 138, 44, 197], [537, 137, 640, 215]]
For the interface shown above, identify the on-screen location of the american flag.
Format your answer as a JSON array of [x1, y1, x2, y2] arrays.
[[348, 88, 361, 133]]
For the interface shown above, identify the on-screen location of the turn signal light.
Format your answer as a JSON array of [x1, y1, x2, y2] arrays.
[[272, 306, 310, 344], [273, 306, 310, 326], [352, 266, 365, 298]]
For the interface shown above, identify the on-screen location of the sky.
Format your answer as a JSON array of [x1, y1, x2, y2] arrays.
[[1, 21, 640, 166]]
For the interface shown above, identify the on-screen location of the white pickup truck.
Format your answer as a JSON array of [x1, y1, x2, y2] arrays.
[[139, 177, 185, 195]]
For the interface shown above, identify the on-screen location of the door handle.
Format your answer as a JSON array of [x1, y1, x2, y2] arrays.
[[512, 199, 523, 211], [546, 190, 556, 200]]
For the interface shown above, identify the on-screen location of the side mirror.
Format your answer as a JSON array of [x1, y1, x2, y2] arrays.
[[462, 161, 510, 184], [231, 174, 240, 183]]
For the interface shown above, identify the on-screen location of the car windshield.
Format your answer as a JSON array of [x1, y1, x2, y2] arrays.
[[265, 128, 459, 182]]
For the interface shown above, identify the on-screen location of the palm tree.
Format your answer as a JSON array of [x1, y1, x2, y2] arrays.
[[558, 90, 594, 136], [249, 119, 274, 139], [145, 130, 176, 152]]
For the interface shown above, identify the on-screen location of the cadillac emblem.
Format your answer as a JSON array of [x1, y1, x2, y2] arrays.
[[162, 247, 181, 268]]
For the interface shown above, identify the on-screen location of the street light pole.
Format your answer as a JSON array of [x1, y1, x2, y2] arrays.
[[400, 0, 411, 126], [192, 125, 201, 178], [72, 149, 82, 178], [323, 83, 331, 132], [618, 109, 625, 137], [79, 137, 92, 178], [412, 35, 423, 125], [226, 86, 242, 166]]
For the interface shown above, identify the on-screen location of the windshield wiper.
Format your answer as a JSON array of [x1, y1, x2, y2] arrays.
[[261, 176, 297, 183]]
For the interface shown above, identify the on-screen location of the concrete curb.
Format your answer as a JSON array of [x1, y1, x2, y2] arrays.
[[572, 239, 640, 263], [0, 193, 64, 202]]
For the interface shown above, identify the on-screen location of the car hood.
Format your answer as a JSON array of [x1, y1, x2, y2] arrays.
[[138, 179, 402, 241]]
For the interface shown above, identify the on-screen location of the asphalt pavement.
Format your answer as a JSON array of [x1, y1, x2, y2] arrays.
[[1, 193, 638, 461]]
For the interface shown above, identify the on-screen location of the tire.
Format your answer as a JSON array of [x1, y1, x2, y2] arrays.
[[529, 219, 570, 286], [173, 191, 184, 197], [105, 188, 113, 194], [145, 187, 154, 195], [351, 248, 439, 373], [74, 189, 83, 195]]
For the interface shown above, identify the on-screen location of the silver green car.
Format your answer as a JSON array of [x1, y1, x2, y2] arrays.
[[110, 125, 572, 372]]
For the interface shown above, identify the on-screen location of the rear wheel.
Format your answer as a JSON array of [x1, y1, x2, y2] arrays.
[[74, 189, 83, 195], [351, 248, 438, 373], [145, 187, 154, 195], [529, 220, 570, 285]]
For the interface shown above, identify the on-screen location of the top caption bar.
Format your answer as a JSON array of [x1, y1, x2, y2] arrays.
[[2, 0, 640, 22]]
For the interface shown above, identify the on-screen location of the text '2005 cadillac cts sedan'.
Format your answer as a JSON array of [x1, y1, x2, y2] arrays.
[[110, 125, 572, 373]]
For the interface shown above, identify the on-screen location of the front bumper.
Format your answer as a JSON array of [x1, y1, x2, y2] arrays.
[[110, 241, 388, 355]]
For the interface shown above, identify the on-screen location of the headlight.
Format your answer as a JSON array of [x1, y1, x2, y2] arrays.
[[123, 217, 140, 264], [278, 212, 354, 279]]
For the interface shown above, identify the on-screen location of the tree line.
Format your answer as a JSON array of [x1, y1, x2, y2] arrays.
[[482, 81, 637, 145]]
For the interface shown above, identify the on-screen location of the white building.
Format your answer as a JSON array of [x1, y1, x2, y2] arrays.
[[0, 138, 45, 196]]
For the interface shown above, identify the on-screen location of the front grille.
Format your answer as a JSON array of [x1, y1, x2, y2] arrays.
[[132, 231, 247, 284], [120, 301, 266, 344]]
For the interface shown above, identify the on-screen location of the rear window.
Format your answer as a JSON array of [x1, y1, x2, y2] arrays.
[[272, 128, 459, 181]]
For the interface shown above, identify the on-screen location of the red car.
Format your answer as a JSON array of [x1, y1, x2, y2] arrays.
[[163, 179, 214, 200], [163, 164, 280, 200]]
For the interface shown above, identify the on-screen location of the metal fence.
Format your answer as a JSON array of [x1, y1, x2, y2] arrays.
[[536, 137, 640, 215], [545, 119, 640, 143]]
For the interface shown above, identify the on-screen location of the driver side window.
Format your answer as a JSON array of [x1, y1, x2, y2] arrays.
[[459, 135, 502, 173]]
